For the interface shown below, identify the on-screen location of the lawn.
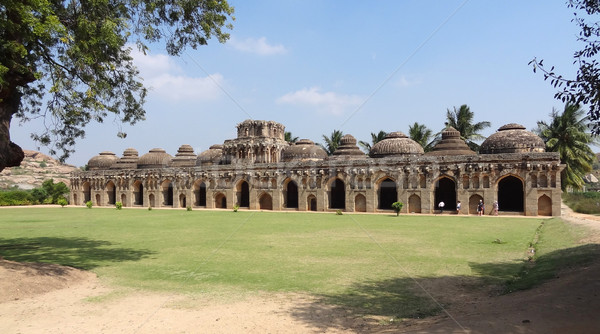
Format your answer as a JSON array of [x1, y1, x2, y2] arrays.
[[0, 207, 591, 318]]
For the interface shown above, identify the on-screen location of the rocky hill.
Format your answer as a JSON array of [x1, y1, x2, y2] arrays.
[[0, 150, 78, 190]]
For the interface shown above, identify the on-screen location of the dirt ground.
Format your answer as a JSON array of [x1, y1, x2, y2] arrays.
[[1, 204, 599, 334]]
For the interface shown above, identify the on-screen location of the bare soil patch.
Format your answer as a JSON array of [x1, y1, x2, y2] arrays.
[[1, 204, 599, 333]]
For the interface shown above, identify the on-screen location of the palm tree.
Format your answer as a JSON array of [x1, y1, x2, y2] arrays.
[[358, 130, 387, 153], [408, 122, 434, 152], [536, 103, 598, 191], [284, 131, 298, 144], [446, 104, 491, 151], [321, 130, 344, 155]]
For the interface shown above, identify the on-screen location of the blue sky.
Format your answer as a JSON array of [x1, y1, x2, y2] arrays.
[[12, 0, 585, 166]]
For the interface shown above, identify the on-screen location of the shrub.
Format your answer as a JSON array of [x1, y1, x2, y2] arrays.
[[148, 206, 152, 211], [335, 209, 343, 215], [39, 161, 47, 168], [86, 201, 93, 209], [233, 204, 239, 212], [57, 198, 68, 207], [0, 189, 34, 206], [186, 206, 192, 211], [564, 192, 600, 214], [391, 202, 404, 216], [115, 201, 123, 210]]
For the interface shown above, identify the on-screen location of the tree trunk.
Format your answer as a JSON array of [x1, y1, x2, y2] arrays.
[[0, 95, 25, 172]]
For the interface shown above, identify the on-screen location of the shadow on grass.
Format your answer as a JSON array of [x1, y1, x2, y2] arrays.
[[289, 243, 600, 332], [0, 237, 155, 270]]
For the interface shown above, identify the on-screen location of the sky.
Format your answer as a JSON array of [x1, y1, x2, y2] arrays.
[[11, 0, 588, 167]]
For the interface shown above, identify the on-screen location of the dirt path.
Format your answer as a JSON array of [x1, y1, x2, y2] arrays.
[[1, 205, 599, 333]]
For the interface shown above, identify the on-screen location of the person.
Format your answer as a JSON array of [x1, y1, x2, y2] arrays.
[[477, 200, 484, 216], [456, 200, 461, 214], [493, 201, 499, 216], [438, 201, 445, 214]]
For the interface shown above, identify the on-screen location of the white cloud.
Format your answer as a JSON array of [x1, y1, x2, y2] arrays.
[[229, 36, 287, 56], [130, 47, 223, 101], [277, 87, 363, 115]]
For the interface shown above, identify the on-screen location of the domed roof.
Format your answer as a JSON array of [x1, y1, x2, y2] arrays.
[[171, 144, 196, 167], [111, 148, 139, 169], [88, 151, 118, 170], [480, 123, 545, 154], [332, 134, 365, 158], [197, 144, 223, 166], [427, 126, 476, 156], [137, 148, 173, 169], [282, 139, 327, 162], [370, 132, 424, 158]]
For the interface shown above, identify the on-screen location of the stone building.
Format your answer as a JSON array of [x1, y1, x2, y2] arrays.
[[70, 119, 564, 216]]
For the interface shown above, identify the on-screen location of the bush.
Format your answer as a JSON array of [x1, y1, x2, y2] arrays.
[[392, 202, 404, 216], [148, 206, 152, 211], [57, 198, 68, 207], [564, 192, 600, 214], [115, 201, 123, 210], [187, 206, 192, 211], [86, 201, 93, 209], [335, 209, 343, 215], [0, 189, 34, 206], [233, 204, 239, 212]]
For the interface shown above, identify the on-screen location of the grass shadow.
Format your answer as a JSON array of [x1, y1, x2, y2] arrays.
[[0, 237, 155, 270]]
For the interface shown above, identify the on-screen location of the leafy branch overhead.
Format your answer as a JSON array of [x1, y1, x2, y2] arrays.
[[0, 0, 234, 169]]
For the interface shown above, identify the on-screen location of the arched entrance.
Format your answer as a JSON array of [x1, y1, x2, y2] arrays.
[[378, 178, 397, 210], [106, 181, 116, 205], [259, 193, 273, 210], [434, 177, 456, 211], [307, 195, 317, 211], [329, 178, 345, 209], [82, 182, 91, 203], [237, 180, 250, 207], [498, 176, 524, 212], [149, 194, 155, 207], [285, 180, 299, 208], [408, 194, 421, 213], [194, 181, 207, 207], [215, 193, 227, 209], [73, 194, 79, 205], [355, 194, 367, 212], [538, 195, 552, 216], [179, 194, 187, 208], [133, 181, 143, 206], [121, 194, 126, 206], [469, 194, 483, 215], [161, 180, 173, 206]]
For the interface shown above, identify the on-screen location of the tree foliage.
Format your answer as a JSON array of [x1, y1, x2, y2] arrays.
[[535, 103, 598, 191], [408, 122, 434, 152], [358, 130, 387, 153], [0, 0, 234, 170], [321, 130, 344, 155], [284, 131, 299, 144], [530, 0, 600, 134], [445, 104, 491, 151]]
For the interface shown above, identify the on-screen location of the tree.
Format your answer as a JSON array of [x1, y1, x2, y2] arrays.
[[408, 122, 434, 152], [0, 1, 234, 172], [321, 130, 344, 155], [358, 131, 387, 153], [445, 105, 491, 151], [41, 179, 70, 204], [284, 131, 299, 144], [535, 103, 598, 191], [529, 1, 600, 134]]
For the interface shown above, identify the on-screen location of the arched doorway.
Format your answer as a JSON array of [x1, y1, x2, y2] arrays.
[[408, 194, 421, 213], [161, 180, 173, 206], [259, 193, 273, 210], [329, 178, 345, 209], [149, 194, 155, 208], [215, 193, 227, 209], [133, 181, 143, 206], [82, 182, 91, 203], [434, 177, 456, 211], [498, 176, 524, 212], [95, 194, 101, 206], [179, 194, 187, 208], [106, 181, 116, 205], [194, 181, 207, 207], [237, 181, 250, 207], [469, 194, 483, 215], [538, 195, 552, 216], [307, 195, 317, 211], [285, 180, 299, 208], [121, 194, 126, 206], [378, 178, 397, 210], [355, 194, 367, 212], [73, 194, 79, 206]]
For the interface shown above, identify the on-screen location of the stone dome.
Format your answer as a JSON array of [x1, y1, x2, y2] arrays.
[[197, 144, 223, 166], [171, 144, 196, 167], [480, 123, 545, 154], [427, 126, 476, 156], [332, 134, 365, 158], [88, 151, 118, 170], [370, 132, 424, 158], [111, 148, 139, 169], [137, 148, 173, 169], [282, 139, 328, 162]]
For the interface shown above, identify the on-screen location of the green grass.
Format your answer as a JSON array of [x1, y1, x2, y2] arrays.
[[0, 208, 594, 319]]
